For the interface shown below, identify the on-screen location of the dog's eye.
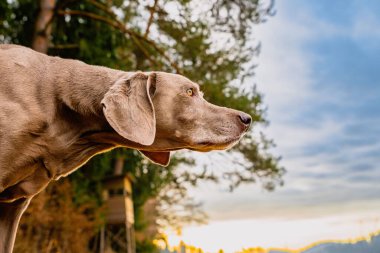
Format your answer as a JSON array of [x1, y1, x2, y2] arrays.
[[186, 88, 194, 96]]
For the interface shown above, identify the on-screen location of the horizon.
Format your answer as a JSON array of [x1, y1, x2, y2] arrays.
[[165, 215, 380, 252], [164, 228, 380, 253]]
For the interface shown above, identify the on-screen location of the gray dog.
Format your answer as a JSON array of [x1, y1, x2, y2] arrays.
[[0, 44, 251, 252]]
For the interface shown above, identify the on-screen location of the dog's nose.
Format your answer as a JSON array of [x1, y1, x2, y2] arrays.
[[238, 113, 252, 126]]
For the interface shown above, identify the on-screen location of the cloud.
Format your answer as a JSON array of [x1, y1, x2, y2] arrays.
[[186, 0, 380, 224], [351, 6, 380, 51]]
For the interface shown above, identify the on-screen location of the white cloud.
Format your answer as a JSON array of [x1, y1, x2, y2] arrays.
[[172, 1, 380, 250], [352, 8, 380, 38], [252, 13, 315, 119], [183, 0, 380, 221]]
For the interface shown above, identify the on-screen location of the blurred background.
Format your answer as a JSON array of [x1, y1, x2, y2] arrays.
[[1, 0, 379, 252]]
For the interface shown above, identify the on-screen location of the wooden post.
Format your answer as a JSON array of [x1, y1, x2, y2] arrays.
[[99, 226, 105, 253], [101, 175, 135, 253]]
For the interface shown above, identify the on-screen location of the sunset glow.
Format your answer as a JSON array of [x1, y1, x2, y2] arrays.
[[166, 212, 380, 252]]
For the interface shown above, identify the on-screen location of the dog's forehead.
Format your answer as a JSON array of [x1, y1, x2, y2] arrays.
[[156, 72, 198, 88]]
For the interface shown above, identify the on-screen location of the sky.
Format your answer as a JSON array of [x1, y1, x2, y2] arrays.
[[167, 0, 380, 252]]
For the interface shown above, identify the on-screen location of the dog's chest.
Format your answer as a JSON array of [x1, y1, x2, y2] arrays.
[[0, 114, 113, 202], [0, 129, 113, 202], [44, 137, 113, 180]]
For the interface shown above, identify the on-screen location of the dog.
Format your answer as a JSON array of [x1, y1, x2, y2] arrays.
[[0, 44, 251, 252]]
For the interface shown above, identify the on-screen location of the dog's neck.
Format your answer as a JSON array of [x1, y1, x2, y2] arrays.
[[48, 57, 151, 150], [49, 57, 132, 117]]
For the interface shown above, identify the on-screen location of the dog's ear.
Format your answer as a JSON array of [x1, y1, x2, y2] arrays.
[[139, 151, 171, 167], [102, 72, 156, 145]]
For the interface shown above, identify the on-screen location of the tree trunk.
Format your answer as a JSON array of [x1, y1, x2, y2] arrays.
[[32, 0, 56, 53], [114, 157, 124, 175]]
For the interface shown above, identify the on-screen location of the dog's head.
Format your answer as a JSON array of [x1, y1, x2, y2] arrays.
[[101, 72, 251, 166]]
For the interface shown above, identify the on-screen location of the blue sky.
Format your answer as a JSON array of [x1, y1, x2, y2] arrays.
[[256, 0, 380, 214], [168, 0, 380, 252]]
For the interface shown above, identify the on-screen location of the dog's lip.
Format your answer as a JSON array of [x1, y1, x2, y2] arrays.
[[146, 147, 183, 152], [191, 136, 241, 151], [197, 141, 213, 146], [146, 136, 242, 152]]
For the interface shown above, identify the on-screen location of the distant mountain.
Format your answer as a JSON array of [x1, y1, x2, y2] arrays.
[[268, 234, 380, 253]]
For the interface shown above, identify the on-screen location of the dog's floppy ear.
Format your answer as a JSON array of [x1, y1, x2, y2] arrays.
[[139, 151, 171, 167], [102, 72, 156, 145]]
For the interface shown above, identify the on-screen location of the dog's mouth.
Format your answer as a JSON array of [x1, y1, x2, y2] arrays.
[[189, 136, 242, 152]]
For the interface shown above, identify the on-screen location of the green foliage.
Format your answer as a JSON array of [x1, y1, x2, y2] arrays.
[[1, 0, 284, 252], [15, 179, 100, 253], [0, 0, 39, 45]]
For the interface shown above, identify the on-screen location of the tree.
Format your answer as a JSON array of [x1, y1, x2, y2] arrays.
[[0, 0, 284, 252], [13, 179, 100, 253]]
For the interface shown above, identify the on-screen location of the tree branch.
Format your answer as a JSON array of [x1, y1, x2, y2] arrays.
[[57, 9, 120, 31], [49, 43, 79, 49], [57, 9, 182, 73], [85, 0, 117, 19], [61, 2, 164, 68], [144, 0, 159, 38], [130, 35, 162, 68]]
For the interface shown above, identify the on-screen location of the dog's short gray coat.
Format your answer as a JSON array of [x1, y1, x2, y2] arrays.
[[0, 44, 251, 252]]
